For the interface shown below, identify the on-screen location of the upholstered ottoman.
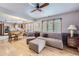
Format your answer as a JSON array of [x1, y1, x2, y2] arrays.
[[29, 39, 46, 53], [26, 37, 35, 44]]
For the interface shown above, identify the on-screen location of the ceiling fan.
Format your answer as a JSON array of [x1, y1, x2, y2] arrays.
[[30, 3, 49, 12]]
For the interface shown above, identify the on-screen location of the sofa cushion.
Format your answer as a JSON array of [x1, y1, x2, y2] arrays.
[[41, 33, 62, 40], [47, 33, 62, 39], [27, 32, 35, 37], [42, 33, 48, 37], [37, 36, 47, 40], [46, 38, 63, 49], [34, 32, 40, 37]]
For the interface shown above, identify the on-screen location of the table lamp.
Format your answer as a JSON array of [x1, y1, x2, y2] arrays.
[[68, 25, 77, 37]]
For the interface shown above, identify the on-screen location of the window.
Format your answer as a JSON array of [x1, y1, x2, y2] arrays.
[[53, 19, 62, 33], [26, 24, 31, 32], [47, 20, 53, 32], [42, 21, 47, 32], [26, 18, 62, 33], [37, 21, 42, 32], [30, 23, 34, 32], [33, 22, 37, 32]]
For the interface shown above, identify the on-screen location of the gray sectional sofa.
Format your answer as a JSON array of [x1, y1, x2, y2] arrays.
[[27, 32, 64, 53], [39, 33, 63, 49]]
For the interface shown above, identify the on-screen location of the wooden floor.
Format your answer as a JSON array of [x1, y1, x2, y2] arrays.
[[0, 36, 79, 56]]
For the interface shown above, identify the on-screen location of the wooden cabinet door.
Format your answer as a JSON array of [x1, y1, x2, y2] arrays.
[[67, 37, 77, 48]]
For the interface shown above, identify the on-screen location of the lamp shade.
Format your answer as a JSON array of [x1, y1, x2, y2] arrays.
[[68, 25, 77, 30]]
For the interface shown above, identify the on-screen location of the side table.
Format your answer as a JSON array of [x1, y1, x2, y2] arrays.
[[67, 37, 78, 48]]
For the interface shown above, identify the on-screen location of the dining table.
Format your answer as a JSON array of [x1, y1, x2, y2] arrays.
[[8, 31, 21, 42]]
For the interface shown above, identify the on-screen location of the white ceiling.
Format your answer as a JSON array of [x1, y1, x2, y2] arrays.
[[0, 3, 79, 20]]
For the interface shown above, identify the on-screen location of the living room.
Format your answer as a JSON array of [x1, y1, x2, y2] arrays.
[[0, 3, 79, 56]]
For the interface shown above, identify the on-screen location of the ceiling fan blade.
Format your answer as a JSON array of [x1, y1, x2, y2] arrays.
[[40, 3, 49, 8], [38, 9, 42, 12], [31, 9, 37, 12]]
